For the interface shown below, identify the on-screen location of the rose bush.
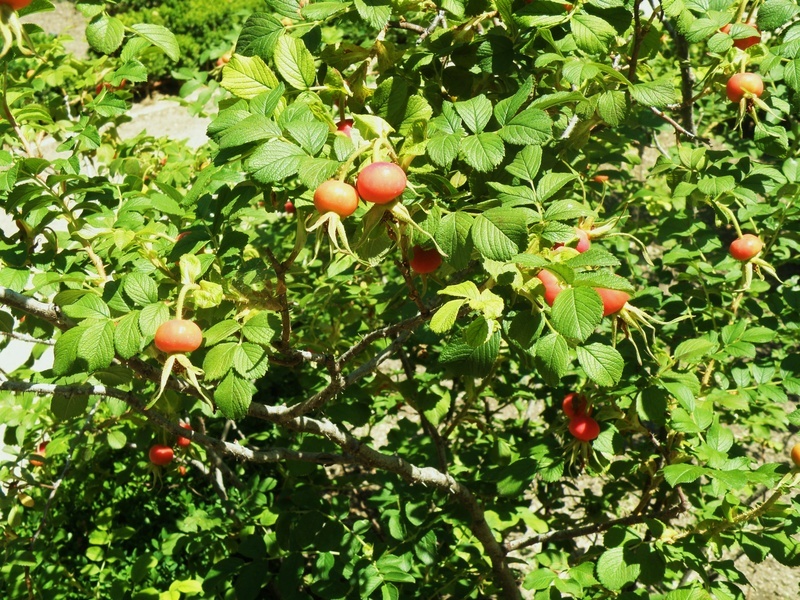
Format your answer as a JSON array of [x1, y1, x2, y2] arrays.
[[1, 0, 800, 598]]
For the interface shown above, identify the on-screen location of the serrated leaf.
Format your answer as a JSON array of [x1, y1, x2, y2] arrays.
[[53, 327, 84, 376], [221, 55, 280, 100], [203, 320, 241, 346], [506, 145, 542, 182], [435, 212, 473, 270], [597, 90, 627, 126], [78, 320, 115, 372], [551, 288, 603, 342], [498, 108, 552, 145], [576, 343, 624, 387], [286, 119, 329, 155], [139, 303, 169, 338], [459, 133, 505, 172], [674, 338, 719, 364], [215, 372, 255, 420], [234, 343, 270, 379], [534, 333, 570, 386], [237, 13, 284, 60], [537, 172, 577, 203], [596, 547, 640, 591], [245, 140, 306, 183], [544, 200, 595, 222], [454, 95, 493, 133], [662, 463, 707, 486], [242, 312, 278, 345], [85, 15, 125, 55], [274, 35, 316, 90], [61, 295, 110, 320], [114, 311, 142, 359], [471, 207, 528, 260], [571, 14, 616, 54], [630, 79, 679, 108], [354, 0, 392, 28], [430, 299, 465, 334], [130, 24, 180, 61], [203, 343, 238, 381], [124, 272, 159, 306]]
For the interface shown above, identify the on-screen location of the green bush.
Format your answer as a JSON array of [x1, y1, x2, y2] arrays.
[[107, 0, 263, 77]]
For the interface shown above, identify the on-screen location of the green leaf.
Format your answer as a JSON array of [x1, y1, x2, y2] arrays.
[[498, 108, 552, 145], [534, 333, 570, 386], [506, 145, 542, 182], [537, 172, 577, 203], [471, 207, 528, 260], [274, 35, 316, 90], [454, 95, 493, 133], [53, 327, 84, 376], [551, 288, 603, 343], [234, 343, 270, 379], [427, 133, 461, 168], [435, 212, 473, 270], [459, 132, 505, 172], [221, 54, 280, 100], [698, 176, 735, 196], [430, 299, 465, 334], [203, 343, 238, 381], [139, 303, 169, 338], [245, 140, 306, 183], [494, 77, 533, 126], [544, 200, 595, 222], [130, 24, 180, 61], [757, 0, 800, 30], [597, 91, 627, 126], [571, 14, 617, 54], [86, 15, 125, 55], [237, 13, 285, 60], [61, 295, 110, 320], [204, 320, 242, 346], [630, 79, 679, 108], [218, 114, 281, 150], [106, 430, 127, 450], [124, 273, 159, 306], [596, 547, 640, 591], [51, 393, 89, 420], [662, 463, 707, 486], [673, 338, 719, 364], [78, 320, 116, 372], [242, 312, 278, 346], [114, 311, 142, 359], [354, 0, 392, 29], [576, 343, 624, 387], [215, 372, 255, 420]]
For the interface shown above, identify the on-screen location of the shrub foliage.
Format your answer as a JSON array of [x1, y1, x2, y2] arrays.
[[1, 0, 800, 599]]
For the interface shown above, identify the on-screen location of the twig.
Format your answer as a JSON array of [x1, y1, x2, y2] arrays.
[[0, 329, 55, 346], [650, 106, 708, 143], [387, 20, 426, 34], [264, 248, 292, 345], [338, 310, 432, 366], [418, 10, 447, 45]]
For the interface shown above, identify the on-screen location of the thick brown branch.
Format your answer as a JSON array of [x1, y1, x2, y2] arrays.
[[0, 287, 74, 330], [0, 381, 353, 467]]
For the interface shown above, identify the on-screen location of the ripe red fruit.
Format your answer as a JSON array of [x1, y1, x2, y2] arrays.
[[592, 174, 609, 183], [313, 180, 359, 217], [285, 200, 296, 214], [720, 24, 760, 50], [729, 234, 763, 261], [30, 441, 48, 467], [409, 246, 442, 274], [792, 443, 800, 467], [178, 465, 187, 476], [594, 288, 630, 317], [336, 119, 354, 137], [1, 0, 33, 10], [575, 229, 591, 253], [537, 270, 564, 306], [149, 444, 174, 466], [726, 73, 763, 103], [356, 162, 407, 204], [569, 415, 600, 442], [562, 393, 590, 419], [154, 319, 203, 354], [216, 52, 232, 67], [177, 423, 192, 448]]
